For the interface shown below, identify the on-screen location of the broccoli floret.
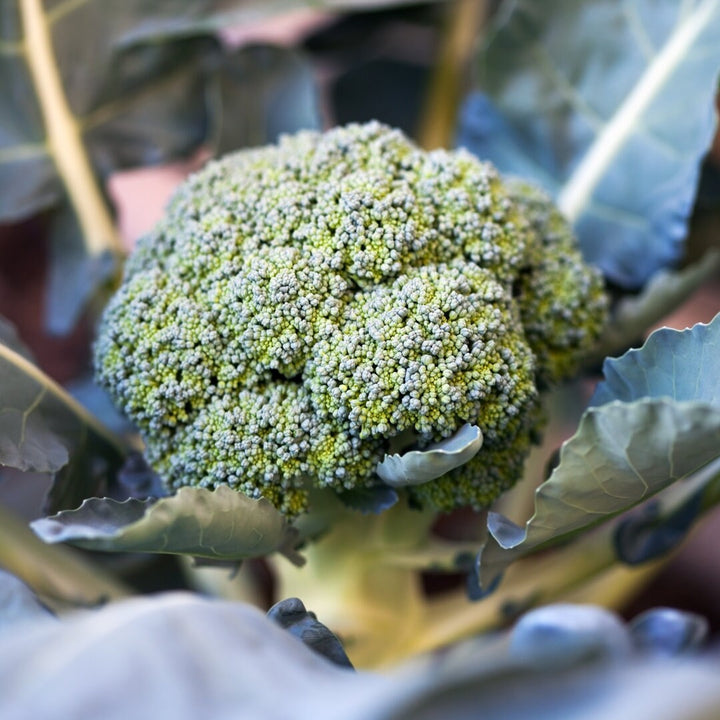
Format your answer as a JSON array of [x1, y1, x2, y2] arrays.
[[95, 121, 607, 515]]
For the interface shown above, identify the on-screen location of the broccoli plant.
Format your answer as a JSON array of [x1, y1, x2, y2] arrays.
[[86, 121, 612, 662], [2, 1, 720, 711], [93, 122, 607, 516]]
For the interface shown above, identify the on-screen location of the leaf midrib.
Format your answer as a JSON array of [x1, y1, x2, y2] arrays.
[[557, 0, 719, 222]]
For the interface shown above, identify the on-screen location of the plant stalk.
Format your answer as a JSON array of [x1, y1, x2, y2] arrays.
[[0, 503, 130, 606], [417, 0, 487, 150], [20, 0, 124, 258]]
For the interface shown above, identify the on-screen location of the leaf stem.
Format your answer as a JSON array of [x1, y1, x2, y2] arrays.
[[417, 0, 488, 150], [557, 0, 719, 222], [0, 503, 130, 605], [404, 530, 631, 657], [20, 0, 123, 258]]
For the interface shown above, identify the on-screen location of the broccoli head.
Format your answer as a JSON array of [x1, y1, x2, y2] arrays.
[[95, 122, 607, 516]]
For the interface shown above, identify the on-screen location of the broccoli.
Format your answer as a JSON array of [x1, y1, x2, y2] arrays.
[[94, 121, 607, 516]]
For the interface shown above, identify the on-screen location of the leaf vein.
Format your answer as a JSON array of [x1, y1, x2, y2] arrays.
[[0, 142, 49, 164], [47, 0, 92, 25], [622, 0, 657, 61], [19, 387, 47, 451], [527, 41, 605, 133]]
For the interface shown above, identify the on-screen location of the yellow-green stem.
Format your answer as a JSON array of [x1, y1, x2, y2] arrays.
[[273, 500, 437, 668], [417, 0, 487, 150], [20, 0, 123, 258], [397, 530, 621, 659]]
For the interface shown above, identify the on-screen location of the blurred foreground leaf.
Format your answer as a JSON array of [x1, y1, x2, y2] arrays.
[[0, 568, 55, 632], [458, 0, 720, 287], [472, 314, 720, 597], [31, 485, 302, 563], [0, 315, 126, 512], [2, 594, 720, 719]]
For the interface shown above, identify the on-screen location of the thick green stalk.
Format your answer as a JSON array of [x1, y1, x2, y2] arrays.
[[273, 500, 437, 668]]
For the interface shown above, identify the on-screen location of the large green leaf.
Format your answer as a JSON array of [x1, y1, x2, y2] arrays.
[[31, 485, 302, 563], [0, 316, 126, 512], [458, 0, 720, 288], [592, 312, 720, 563], [1, 594, 720, 720], [472, 315, 720, 597], [471, 398, 720, 598]]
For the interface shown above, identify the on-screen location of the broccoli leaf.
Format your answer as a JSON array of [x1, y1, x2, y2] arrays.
[[0, 316, 126, 512], [0, 316, 35, 361], [509, 604, 632, 662], [0, 1, 323, 333], [212, 43, 322, 155], [595, 314, 720, 564], [31, 485, 302, 563], [591, 251, 720, 360], [4, 592, 720, 720], [471, 398, 720, 598], [376, 424, 483, 486], [612, 477, 707, 565], [472, 315, 720, 597], [0, 593, 367, 720], [0, 569, 55, 632], [591, 311, 720, 407], [457, 0, 720, 287], [628, 607, 709, 656], [337, 486, 399, 514]]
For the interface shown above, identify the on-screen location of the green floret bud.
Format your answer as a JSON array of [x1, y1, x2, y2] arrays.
[[506, 180, 609, 384], [94, 121, 607, 517], [305, 260, 537, 444]]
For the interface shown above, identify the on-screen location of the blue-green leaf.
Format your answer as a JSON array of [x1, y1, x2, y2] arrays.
[[472, 315, 720, 597], [0, 569, 55, 633], [0, 315, 127, 512], [613, 488, 705, 564], [4, 594, 720, 720], [337, 486, 399, 514], [629, 607, 709, 655], [509, 604, 631, 663], [458, 0, 720, 287], [1, 2, 326, 333], [593, 314, 720, 563], [376, 424, 483, 487], [31, 485, 301, 563], [591, 311, 720, 407], [591, 252, 720, 360], [471, 399, 720, 598]]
